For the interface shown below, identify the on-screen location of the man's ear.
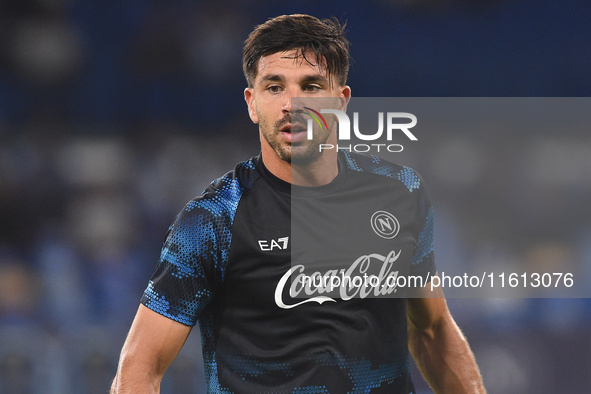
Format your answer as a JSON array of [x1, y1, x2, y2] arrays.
[[339, 85, 351, 112], [244, 88, 259, 124]]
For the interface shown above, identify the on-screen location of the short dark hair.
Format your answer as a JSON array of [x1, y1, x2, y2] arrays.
[[243, 14, 350, 87]]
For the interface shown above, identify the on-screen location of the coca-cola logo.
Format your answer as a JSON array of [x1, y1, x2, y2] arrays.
[[274, 250, 402, 309]]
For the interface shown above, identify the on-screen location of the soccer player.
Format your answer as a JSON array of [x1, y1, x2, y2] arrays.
[[111, 14, 486, 393]]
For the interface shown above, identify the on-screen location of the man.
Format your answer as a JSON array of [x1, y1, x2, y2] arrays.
[[111, 14, 485, 393]]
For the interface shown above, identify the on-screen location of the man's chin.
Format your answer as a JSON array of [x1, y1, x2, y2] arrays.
[[288, 146, 324, 166], [271, 141, 324, 165]]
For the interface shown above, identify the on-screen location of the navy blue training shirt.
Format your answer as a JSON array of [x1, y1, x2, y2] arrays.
[[141, 151, 436, 393]]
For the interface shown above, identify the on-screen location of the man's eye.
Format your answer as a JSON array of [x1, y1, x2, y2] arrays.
[[303, 85, 320, 92], [267, 85, 281, 93]]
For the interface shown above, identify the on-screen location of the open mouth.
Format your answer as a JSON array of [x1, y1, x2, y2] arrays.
[[281, 123, 307, 134], [280, 123, 308, 143]]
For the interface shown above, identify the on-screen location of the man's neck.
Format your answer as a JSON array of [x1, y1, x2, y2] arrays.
[[261, 147, 339, 187]]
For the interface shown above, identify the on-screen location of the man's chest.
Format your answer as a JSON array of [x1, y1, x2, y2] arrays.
[[222, 177, 420, 309]]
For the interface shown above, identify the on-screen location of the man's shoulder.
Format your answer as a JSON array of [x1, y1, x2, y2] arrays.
[[181, 155, 262, 219], [340, 151, 423, 193]]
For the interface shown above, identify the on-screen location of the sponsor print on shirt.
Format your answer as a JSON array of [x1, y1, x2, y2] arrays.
[[275, 249, 404, 309]]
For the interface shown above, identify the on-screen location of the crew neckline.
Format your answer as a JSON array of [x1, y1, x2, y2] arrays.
[[256, 153, 347, 198]]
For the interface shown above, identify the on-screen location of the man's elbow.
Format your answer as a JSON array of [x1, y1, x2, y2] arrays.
[[409, 307, 457, 342], [111, 353, 162, 394]]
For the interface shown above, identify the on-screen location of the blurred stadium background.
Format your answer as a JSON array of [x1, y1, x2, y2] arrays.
[[1, 0, 590, 393]]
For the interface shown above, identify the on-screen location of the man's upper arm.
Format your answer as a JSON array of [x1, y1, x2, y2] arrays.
[[114, 305, 192, 387], [406, 274, 449, 331], [406, 274, 486, 393]]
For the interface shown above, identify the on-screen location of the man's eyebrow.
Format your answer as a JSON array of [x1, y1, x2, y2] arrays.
[[259, 74, 284, 83], [301, 74, 329, 84], [257, 73, 331, 86]]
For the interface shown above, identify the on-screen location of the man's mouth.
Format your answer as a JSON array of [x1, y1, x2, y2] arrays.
[[280, 123, 308, 143], [281, 124, 307, 134]]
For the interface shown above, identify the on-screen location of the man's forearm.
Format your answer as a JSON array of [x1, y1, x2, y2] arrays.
[[408, 314, 486, 393]]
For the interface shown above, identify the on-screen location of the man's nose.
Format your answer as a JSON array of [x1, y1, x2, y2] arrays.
[[281, 87, 304, 115], [281, 95, 292, 114]]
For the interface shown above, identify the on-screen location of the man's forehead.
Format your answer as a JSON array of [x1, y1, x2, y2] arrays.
[[256, 50, 328, 79]]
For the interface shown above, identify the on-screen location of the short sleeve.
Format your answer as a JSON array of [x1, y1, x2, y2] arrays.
[[408, 171, 436, 283], [141, 205, 217, 327], [141, 173, 244, 326]]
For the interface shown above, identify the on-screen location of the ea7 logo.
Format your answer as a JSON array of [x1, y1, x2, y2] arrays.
[[258, 237, 289, 251]]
